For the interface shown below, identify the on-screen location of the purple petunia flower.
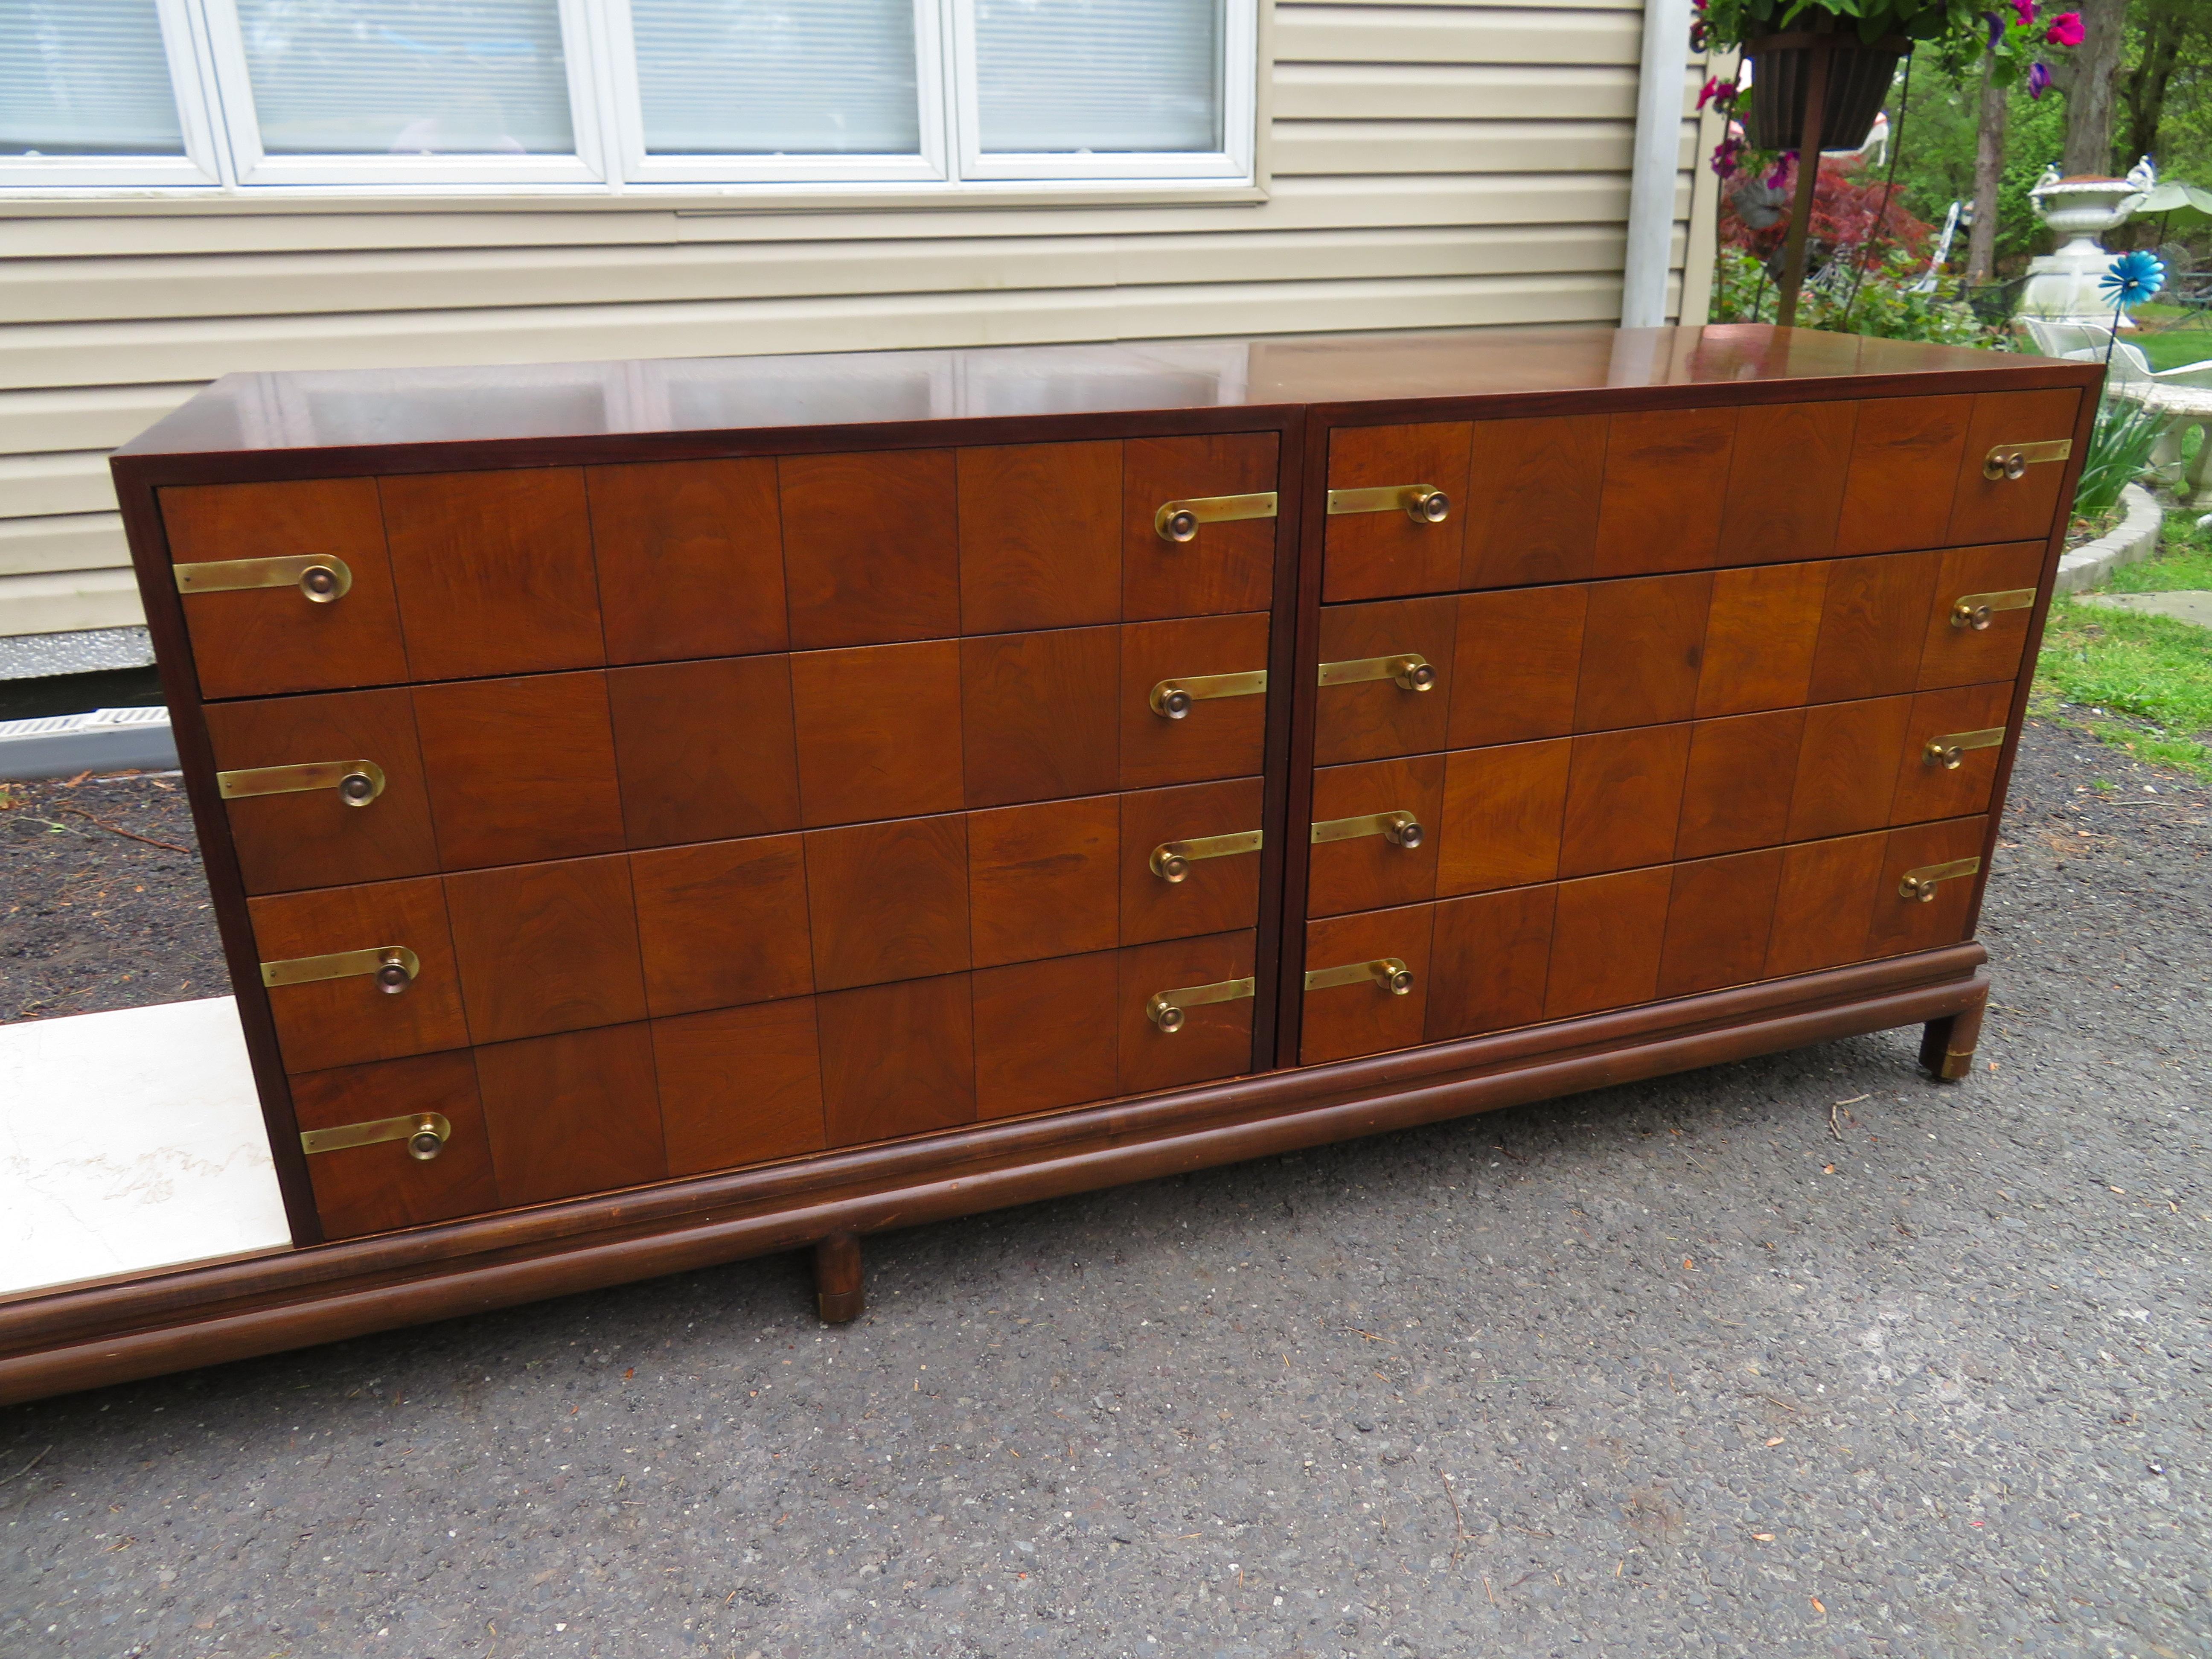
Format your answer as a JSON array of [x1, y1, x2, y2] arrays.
[[2028, 61, 2052, 97]]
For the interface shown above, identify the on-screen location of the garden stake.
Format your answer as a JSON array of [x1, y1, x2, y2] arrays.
[[1839, 52, 1912, 331], [1776, 33, 1831, 328]]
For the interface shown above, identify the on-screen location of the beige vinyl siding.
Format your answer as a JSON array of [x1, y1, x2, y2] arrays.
[[0, 0, 1706, 637]]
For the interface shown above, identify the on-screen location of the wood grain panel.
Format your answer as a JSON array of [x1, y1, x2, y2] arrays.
[[1558, 723, 1691, 877], [291, 1051, 499, 1240], [1314, 595, 1455, 765], [1592, 406, 1737, 576], [631, 835, 813, 1017], [444, 854, 648, 1045], [1765, 829, 1888, 978], [1948, 388, 2081, 546], [1435, 738, 1570, 896], [1426, 884, 1556, 1042], [1918, 541, 2047, 690], [1674, 708, 1803, 860], [1697, 560, 1828, 717], [958, 440, 1122, 634], [247, 876, 468, 1073], [1656, 847, 1786, 999], [1321, 422, 1470, 601], [969, 794, 1121, 967], [1117, 931, 1255, 1097], [1837, 395, 1972, 555], [380, 468, 603, 681], [1575, 571, 1713, 731], [1787, 695, 1912, 842], [1446, 585, 1586, 747], [804, 813, 970, 991], [1299, 905, 1434, 1065], [608, 655, 801, 848], [205, 687, 437, 895], [779, 448, 959, 649], [960, 625, 1121, 808], [587, 458, 787, 664], [1307, 754, 1444, 916], [1717, 398, 1855, 564], [1119, 612, 1270, 789], [1807, 550, 1944, 703], [1891, 682, 2014, 825], [411, 671, 626, 870], [162, 477, 409, 700], [474, 1022, 666, 1208], [1867, 815, 1988, 960], [1458, 414, 1606, 587], [1119, 777, 1264, 945], [973, 951, 1121, 1118], [1544, 866, 1670, 1019], [817, 974, 977, 1147], [790, 638, 964, 827], [1122, 431, 1279, 620], [651, 998, 825, 1177]]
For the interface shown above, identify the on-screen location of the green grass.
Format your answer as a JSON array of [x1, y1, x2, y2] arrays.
[[2129, 325, 2212, 373], [2103, 515, 2212, 592]]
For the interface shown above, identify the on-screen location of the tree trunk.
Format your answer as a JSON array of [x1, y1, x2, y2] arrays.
[[2122, 0, 2187, 168], [1967, 58, 2008, 282], [2063, 0, 2131, 177]]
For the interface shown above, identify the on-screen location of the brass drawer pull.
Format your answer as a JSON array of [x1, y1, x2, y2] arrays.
[[1326, 484, 1451, 524], [300, 1111, 451, 1162], [1148, 669, 1268, 719], [1982, 439, 2071, 480], [1304, 957, 1416, 995], [1144, 975, 1257, 1033], [175, 554, 353, 604], [1149, 828, 1263, 882], [218, 759, 387, 806], [1310, 810, 1424, 849], [1898, 856, 1981, 902], [1949, 588, 2036, 631], [260, 944, 420, 994], [1922, 727, 2006, 769], [1317, 652, 1437, 693], [1154, 492, 1278, 544]]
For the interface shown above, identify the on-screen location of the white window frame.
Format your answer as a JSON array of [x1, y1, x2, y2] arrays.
[[0, 0, 1258, 198]]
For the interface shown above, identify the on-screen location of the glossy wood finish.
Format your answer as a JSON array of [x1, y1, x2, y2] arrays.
[[968, 795, 1121, 966], [247, 876, 469, 1072], [817, 974, 978, 1146], [444, 854, 649, 1045], [1299, 905, 1433, 1064], [1788, 695, 1913, 841], [1891, 682, 2014, 824], [474, 1021, 666, 1207], [1656, 847, 1786, 998], [1425, 885, 1556, 1041], [1574, 572, 1712, 731], [1766, 830, 1889, 978], [790, 639, 966, 826], [1307, 754, 1444, 915], [1445, 586, 1586, 747], [411, 671, 626, 870], [1717, 398, 1854, 564], [1836, 395, 1971, 555], [814, 1232, 865, 1324], [290, 1051, 499, 1240], [1314, 596, 1455, 764], [778, 448, 960, 649], [1119, 613, 1270, 789], [1593, 406, 1736, 576], [803, 814, 972, 991], [1920, 541, 2048, 689], [1122, 432, 1280, 620], [1868, 815, 1989, 958], [1117, 930, 1256, 1096], [652, 998, 826, 1176], [958, 441, 1122, 634], [961, 626, 1121, 808], [1675, 708, 1803, 861], [973, 951, 1122, 1118], [1458, 415, 1605, 588], [1806, 550, 1944, 703], [1119, 777, 1264, 944], [1545, 866, 1672, 1019], [607, 655, 802, 848], [1697, 562, 1827, 716], [1435, 739, 1569, 895], [1321, 422, 1470, 601], [586, 458, 787, 664], [632, 835, 814, 1016], [1948, 389, 2082, 544], [161, 478, 409, 700], [1558, 724, 1692, 877]]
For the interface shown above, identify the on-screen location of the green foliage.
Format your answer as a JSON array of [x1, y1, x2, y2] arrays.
[[2072, 395, 2166, 523], [2037, 596, 2212, 779], [1698, 0, 2007, 53], [1710, 247, 1997, 343], [2107, 513, 2212, 592], [1888, 64, 2067, 270]]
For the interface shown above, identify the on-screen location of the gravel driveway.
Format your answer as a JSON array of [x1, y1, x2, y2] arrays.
[[3, 719, 2206, 1658]]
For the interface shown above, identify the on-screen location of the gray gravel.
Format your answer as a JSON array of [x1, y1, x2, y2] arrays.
[[3, 719, 2208, 1659]]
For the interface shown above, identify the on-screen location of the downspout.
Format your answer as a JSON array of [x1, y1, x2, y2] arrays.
[[1621, 0, 1697, 327]]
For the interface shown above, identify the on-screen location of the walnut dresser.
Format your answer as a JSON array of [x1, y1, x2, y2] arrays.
[[0, 325, 2098, 1403]]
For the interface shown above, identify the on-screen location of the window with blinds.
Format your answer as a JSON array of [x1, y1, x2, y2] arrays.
[[0, 0, 1256, 191]]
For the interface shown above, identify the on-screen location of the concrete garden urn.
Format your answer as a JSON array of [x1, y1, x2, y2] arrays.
[[2017, 157, 2157, 327]]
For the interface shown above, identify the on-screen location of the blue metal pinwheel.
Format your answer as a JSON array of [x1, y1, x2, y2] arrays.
[[2099, 249, 2166, 310]]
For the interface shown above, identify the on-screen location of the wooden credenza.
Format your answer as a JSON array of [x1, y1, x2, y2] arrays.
[[69, 326, 2096, 1380]]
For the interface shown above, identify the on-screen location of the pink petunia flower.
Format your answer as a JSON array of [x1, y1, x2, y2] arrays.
[[2045, 11, 2084, 45], [2011, 0, 2036, 23]]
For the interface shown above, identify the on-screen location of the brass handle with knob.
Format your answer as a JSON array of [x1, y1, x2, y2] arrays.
[[218, 758, 387, 807], [1921, 727, 2006, 770], [1153, 492, 1278, 544], [175, 554, 354, 605], [259, 944, 420, 994], [1897, 856, 1981, 902], [1981, 439, 2070, 480], [1147, 669, 1268, 719], [1310, 810, 1424, 848], [1948, 589, 2036, 631], [1326, 484, 1452, 524], [1148, 829, 1263, 883], [1303, 957, 1416, 995], [1144, 975, 1257, 1033], [1316, 653, 1438, 693], [300, 1111, 453, 1162]]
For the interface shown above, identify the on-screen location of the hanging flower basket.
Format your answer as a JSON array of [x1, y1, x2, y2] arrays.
[[1739, 29, 1910, 153]]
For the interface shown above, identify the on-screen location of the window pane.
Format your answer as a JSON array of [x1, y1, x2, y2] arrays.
[[236, 0, 574, 155], [974, 0, 1220, 154], [0, 0, 186, 156], [630, 0, 919, 155]]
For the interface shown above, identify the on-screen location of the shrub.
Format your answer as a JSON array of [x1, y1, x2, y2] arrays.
[[2071, 394, 2165, 524], [1710, 247, 1997, 345]]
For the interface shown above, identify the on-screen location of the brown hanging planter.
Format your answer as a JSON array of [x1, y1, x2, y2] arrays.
[[1741, 29, 1909, 153]]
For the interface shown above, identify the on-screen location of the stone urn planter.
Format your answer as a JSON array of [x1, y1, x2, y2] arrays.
[[1740, 28, 1908, 153], [2018, 159, 2157, 327]]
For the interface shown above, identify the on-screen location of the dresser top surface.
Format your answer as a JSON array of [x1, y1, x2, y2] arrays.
[[116, 324, 2094, 465]]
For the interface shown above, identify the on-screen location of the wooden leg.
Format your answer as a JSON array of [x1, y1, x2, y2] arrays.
[[813, 1231, 864, 1324], [1918, 991, 1987, 1082]]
